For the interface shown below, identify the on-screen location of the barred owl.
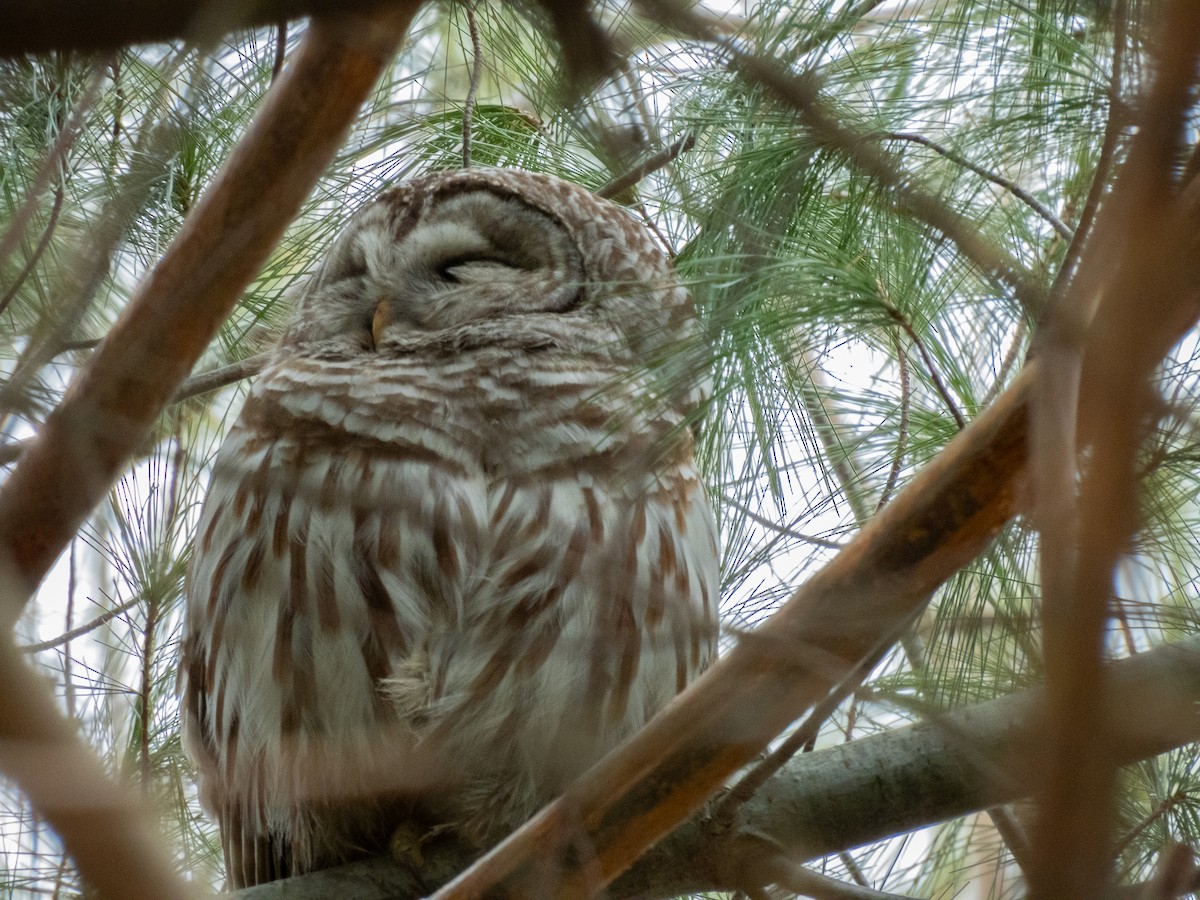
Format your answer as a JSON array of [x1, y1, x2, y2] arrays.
[[180, 168, 719, 888]]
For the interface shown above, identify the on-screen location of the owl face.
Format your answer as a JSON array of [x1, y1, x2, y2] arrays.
[[279, 169, 705, 412], [367, 192, 585, 333]]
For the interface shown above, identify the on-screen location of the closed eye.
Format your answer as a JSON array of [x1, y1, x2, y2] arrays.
[[436, 256, 523, 284]]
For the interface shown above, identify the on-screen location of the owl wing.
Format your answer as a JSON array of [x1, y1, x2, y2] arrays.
[[180, 394, 434, 885]]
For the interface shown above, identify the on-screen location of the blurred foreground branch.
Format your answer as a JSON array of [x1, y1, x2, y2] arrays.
[[0, 9, 417, 622], [0, 0, 400, 56], [1028, 1, 1200, 894], [0, 630, 191, 899]]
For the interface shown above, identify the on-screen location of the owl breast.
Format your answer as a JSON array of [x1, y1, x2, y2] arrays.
[[182, 340, 719, 881]]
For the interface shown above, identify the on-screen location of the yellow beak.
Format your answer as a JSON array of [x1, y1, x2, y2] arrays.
[[371, 301, 390, 348]]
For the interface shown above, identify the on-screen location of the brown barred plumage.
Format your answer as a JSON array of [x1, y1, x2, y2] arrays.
[[180, 169, 719, 887]]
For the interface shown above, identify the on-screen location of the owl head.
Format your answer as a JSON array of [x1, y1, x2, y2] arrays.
[[279, 168, 708, 413]]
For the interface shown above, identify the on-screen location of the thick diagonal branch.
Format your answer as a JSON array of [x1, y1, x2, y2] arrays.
[[0, 8, 417, 624], [432, 358, 1033, 898]]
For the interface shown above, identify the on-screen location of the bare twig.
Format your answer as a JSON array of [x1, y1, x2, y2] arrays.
[[718, 491, 843, 550], [62, 541, 77, 717], [1043, 0, 1130, 312], [708, 641, 888, 831], [884, 131, 1074, 242], [53, 337, 103, 354], [172, 350, 271, 402], [796, 349, 875, 524], [882, 298, 966, 430], [0, 184, 65, 318], [271, 21, 288, 84], [461, 2, 483, 168], [108, 55, 124, 163], [597, 133, 697, 200], [136, 594, 160, 792], [876, 332, 909, 511], [21, 595, 140, 653], [986, 804, 1032, 875], [836, 851, 870, 888]]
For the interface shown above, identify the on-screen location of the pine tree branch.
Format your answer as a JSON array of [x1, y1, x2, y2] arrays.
[[20, 595, 139, 653], [882, 131, 1074, 242], [636, 0, 1047, 318], [597, 134, 697, 200], [172, 351, 273, 403], [460, 1, 483, 169], [0, 183, 65, 317], [232, 632, 1200, 899]]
